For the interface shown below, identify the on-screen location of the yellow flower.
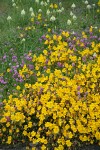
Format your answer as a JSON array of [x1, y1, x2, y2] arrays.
[[7, 68, 10, 73], [7, 136, 12, 144], [66, 140, 72, 147], [28, 121, 32, 128], [53, 125, 59, 134], [6, 122, 10, 127], [2, 127, 6, 132], [23, 130, 27, 136], [16, 85, 21, 90], [31, 131, 36, 137], [41, 145, 46, 150]]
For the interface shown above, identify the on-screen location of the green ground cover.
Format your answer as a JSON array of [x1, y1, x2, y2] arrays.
[[0, 0, 100, 149]]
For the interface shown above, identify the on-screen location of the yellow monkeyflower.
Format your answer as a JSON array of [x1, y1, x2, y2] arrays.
[[66, 140, 72, 147], [7, 68, 10, 73], [53, 126, 59, 134], [16, 85, 21, 90]]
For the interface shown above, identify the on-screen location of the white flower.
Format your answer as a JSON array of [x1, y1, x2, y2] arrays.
[[94, 26, 97, 29], [21, 9, 26, 16], [47, 0, 49, 2], [35, 0, 39, 4], [61, 7, 64, 11], [93, 52, 97, 57], [71, 3, 76, 8], [29, 7, 33, 12], [12, 3, 16, 7], [38, 9, 42, 13], [84, 0, 88, 5], [70, 11, 73, 16], [44, 2, 47, 6], [92, 4, 95, 7], [46, 9, 50, 15], [72, 31, 75, 35], [67, 19, 72, 25], [21, 38, 26, 42], [40, 1, 44, 6], [73, 15, 77, 20], [50, 15, 56, 21], [87, 5, 91, 9], [7, 16, 12, 21], [57, 9, 62, 13], [31, 12, 35, 17]]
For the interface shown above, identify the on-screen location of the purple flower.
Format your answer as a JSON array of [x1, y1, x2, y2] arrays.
[[12, 55, 17, 62], [72, 62, 75, 67], [28, 64, 34, 70], [3, 55, 7, 59], [0, 102, 3, 107], [41, 35, 46, 40], [77, 86, 81, 91], [82, 56, 86, 62], [57, 62, 62, 67], [43, 66, 47, 70], [0, 95, 3, 99], [39, 38, 42, 42], [77, 91, 80, 95], [19, 79, 23, 82], [25, 55, 32, 61], [46, 59, 48, 64], [0, 77, 7, 84]]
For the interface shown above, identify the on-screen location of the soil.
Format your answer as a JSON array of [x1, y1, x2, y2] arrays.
[[0, 144, 100, 150]]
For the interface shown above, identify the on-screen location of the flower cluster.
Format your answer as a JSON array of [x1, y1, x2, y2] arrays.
[[0, 0, 100, 149], [0, 29, 100, 149]]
